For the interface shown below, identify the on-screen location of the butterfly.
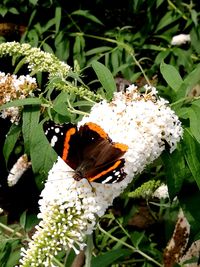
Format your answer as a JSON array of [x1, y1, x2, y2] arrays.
[[44, 121, 128, 184]]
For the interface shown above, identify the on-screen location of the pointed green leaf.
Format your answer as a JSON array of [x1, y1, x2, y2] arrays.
[[160, 62, 183, 91], [161, 147, 186, 199], [92, 60, 116, 100], [3, 124, 21, 164], [19, 210, 27, 229], [0, 98, 42, 110], [85, 46, 112, 56], [155, 11, 180, 32], [177, 64, 200, 98], [91, 249, 131, 267], [72, 10, 103, 25], [43, 42, 54, 54], [22, 105, 40, 154], [30, 122, 57, 176], [183, 129, 200, 189], [188, 106, 200, 143], [55, 7, 61, 33]]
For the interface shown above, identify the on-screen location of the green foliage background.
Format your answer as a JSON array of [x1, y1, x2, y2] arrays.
[[0, 0, 200, 266]]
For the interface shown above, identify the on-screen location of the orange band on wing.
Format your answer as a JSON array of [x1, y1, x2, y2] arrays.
[[114, 143, 128, 152], [88, 160, 122, 182], [86, 122, 108, 139], [62, 127, 76, 161]]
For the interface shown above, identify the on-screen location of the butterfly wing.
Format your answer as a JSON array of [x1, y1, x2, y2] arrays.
[[77, 123, 128, 182], [44, 121, 81, 170]]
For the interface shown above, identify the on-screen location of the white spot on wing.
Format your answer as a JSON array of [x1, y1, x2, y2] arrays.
[[51, 135, 58, 147], [101, 176, 113, 184], [55, 128, 60, 133]]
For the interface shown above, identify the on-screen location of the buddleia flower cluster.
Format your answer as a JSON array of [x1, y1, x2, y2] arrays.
[[0, 42, 71, 78], [19, 85, 183, 266], [7, 154, 31, 186], [0, 72, 37, 123]]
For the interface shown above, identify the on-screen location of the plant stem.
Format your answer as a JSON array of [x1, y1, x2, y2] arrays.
[[82, 33, 151, 86], [67, 98, 90, 116], [167, 0, 188, 20], [52, 257, 65, 267], [0, 222, 23, 238], [98, 223, 163, 267], [84, 235, 93, 267]]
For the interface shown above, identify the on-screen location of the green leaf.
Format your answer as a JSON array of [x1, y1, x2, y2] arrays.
[[0, 98, 42, 110], [179, 189, 200, 235], [72, 100, 93, 108], [91, 249, 131, 267], [85, 46, 112, 56], [191, 9, 198, 26], [9, 7, 19, 15], [29, 0, 38, 5], [55, 33, 70, 61], [13, 57, 26, 74], [73, 35, 86, 67], [0, 241, 12, 266], [19, 210, 27, 229], [188, 106, 200, 143], [191, 27, 200, 54], [3, 124, 21, 164], [155, 50, 170, 66], [130, 231, 145, 248], [160, 62, 183, 91], [42, 18, 56, 33], [30, 122, 57, 176], [183, 129, 200, 190], [27, 29, 39, 47], [22, 105, 40, 154], [0, 240, 20, 267], [24, 213, 39, 231], [176, 64, 200, 98], [27, 10, 37, 28], [91, 60, 116, 100], [173, 48, 192, 73], [20, 211, 39, 231], [155, 11, 180, 32], [161, 147, 186, 199], [53, 102, 71, 116], [5, 248, 20, 267], [111, 50, 120, 74], [72, 10, 103, 25], [175, 107, 190, 120], [52, 91, 71, 116], [42, 42, 54, 54], [55, 7, 61, 33], [0, 7, 8, 17]]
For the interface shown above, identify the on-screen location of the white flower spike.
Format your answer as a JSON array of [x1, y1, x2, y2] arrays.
[[7, 154, 31, 187], [171, 34, 190, 46]]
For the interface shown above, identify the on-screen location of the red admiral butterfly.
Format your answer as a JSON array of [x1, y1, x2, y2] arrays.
[[44, 122, 128, 184]]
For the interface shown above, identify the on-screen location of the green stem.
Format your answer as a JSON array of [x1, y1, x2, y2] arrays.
[[83, 95, 96, 104], [67, 98, 90, 116], [0, 222, 23, 238], [82, 33, 151, 86], [52, 257, 65, 267], [170, 96, 190, 107], [116, 219, 131, 239], [84, 235, 93, 267], [167, 0, 188, 20], [98, 223, 163, 267]]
